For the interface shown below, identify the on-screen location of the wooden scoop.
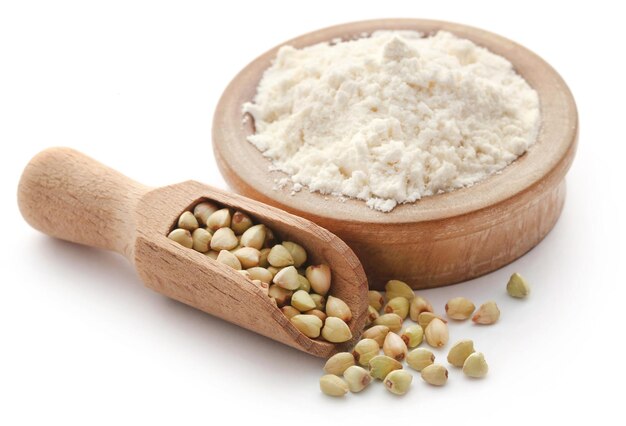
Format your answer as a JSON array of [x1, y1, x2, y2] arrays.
[[17, 147, 368, 357]]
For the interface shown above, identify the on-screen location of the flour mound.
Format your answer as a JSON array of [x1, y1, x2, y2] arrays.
[[243, 31, 540, 212]]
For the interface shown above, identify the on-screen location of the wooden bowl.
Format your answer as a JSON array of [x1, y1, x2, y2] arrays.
[[212, 19, 578, 290]]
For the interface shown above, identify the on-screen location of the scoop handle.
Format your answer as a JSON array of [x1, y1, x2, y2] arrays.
[[17, 147, 149, 259]]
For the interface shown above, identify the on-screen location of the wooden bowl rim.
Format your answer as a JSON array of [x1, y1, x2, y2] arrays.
[[212, 18, 578, 224]]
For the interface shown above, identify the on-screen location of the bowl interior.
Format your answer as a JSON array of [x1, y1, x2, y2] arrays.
[[212, 19, 577, 224]]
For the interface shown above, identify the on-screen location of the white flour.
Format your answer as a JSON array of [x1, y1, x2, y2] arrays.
[[243, 31, 540, 212]]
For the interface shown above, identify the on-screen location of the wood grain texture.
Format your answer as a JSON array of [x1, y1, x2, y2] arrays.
[[18, 148, 368, 357], [17, 147, 149, 259], [212, 19, 579, 289]]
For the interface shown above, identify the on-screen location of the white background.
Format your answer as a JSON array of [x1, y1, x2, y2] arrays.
[[1, 1, 623, 424]]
